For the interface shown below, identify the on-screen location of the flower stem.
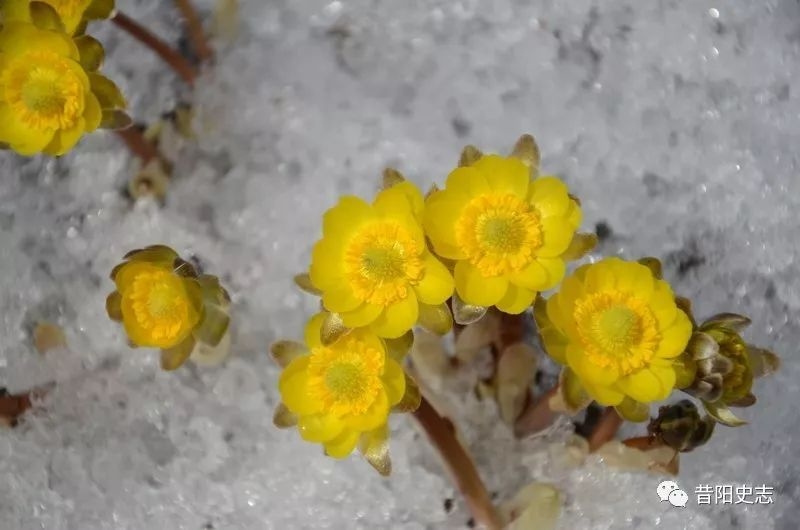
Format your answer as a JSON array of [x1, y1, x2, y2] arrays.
[[587, 407, 624, 452], [174, 0, 214, 62], [115, 127, 160, 164], [111, 11, 197, 86], [413, 397, 503, 530]]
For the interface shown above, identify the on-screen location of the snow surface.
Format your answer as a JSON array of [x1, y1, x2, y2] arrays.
[[1, 0, 799, 528]]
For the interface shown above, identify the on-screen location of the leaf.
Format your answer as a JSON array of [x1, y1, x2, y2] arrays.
[[193, 304, 230, 347], [672, 355, 697, 389], [424, 183, 440, 199], [703, 401, 747, 427], [212, 0, 240, 41], [637, 257, 663, 279], [105, 291, 123, 321], [123, 245, 178, 263], [496, 343, 537, 425], [272, 403, 298, 428], [382, 167, 405, 189], [697, 355, 734, 377], [90, 74, 126, 109], [190, 329, 232, 366], [74, 35, 105, 72], [728, 392, 756, 408], [551, 368, 591, 414], [33, 322, 67, 354], [747, 345, 780, 378], [358, 423, 392, 476], [417, 302, 453, 335], [270, 340, 306, 367], [160, 337, 195, 371], [500, 482, 561, 530], [84, 0, 115, 20], [383, 330, 414, 362], [675, 296, 696, 326], [393, 373, 421, 413], [451, 294, 487, 325], [509, 134, 540, 172], [686, 332, 719, 361], [320, 312, 348, 345], [458, 145, 482, 167], [29, 2, 65, 31], [615, 396, 650, 423], [700, 313, 751, 333], [408, 330, 452, 389], [685, 373, 723, 403], [100, 110, 133, 130], [561, 233, 597, 261], [292, 273, 321, 296]]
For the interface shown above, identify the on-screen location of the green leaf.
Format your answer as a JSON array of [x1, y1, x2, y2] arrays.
[[193, 304, 230, 347], [382, 167, 405, 190], [29, 2, 65, 32], [392, 374, 421, 413], [270, 340, 306, 367], [561, 233, 597, 261], [417, 302, 453, 335], [382, 330, 414, 362], [451, 294, 487, 326], [320, 312, 348, 346], [358, 424, 391, 476], [90, 74, 126, 109], [458, 145, 482, 167], [160, 336, 195, 371], [637, 257, 663, 279], [510, 134, 540, 171], [100, 110, 132, 130], [272, 403, 298, 428], [687, 332, 719, 361], [703, 401, 747, 427], [105, 291, 122, 321], [615, 397, 649, 423], [84, 0, 115, 20], [74, 35, 105, 72], [700, 313, 751, 333]]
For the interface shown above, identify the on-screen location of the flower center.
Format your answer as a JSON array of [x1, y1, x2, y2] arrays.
[[343, 221, 423, 306], [43, 0, 88, 19], [126, 270, 194, 343], [574, 291, 661, 375], [454, 193, 542, 276], [307, 339, 384, 416], [3, 52, 84, 131]]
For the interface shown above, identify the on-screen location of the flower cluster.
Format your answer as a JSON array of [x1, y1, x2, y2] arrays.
[[0, 0, 127, 156], [274, 134, 596, 471], [106, 245, 231, 371]]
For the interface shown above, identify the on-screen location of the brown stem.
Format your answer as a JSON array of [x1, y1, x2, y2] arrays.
[[587, 407, 624, 452], [513, 386, 559, 438], [413, 397, 503, 530], [622, 435, 662, 451], [174, 0, 214, 62], [115, 127, 160, 164], [111, 11, 197, 85], [0, 387, 48, 426]]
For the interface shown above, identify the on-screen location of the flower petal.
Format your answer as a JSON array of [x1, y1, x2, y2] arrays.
[[454, 260, 508, 307], [303, 313, 327, 350], [345, 388, 389, 431], [322, 285, 362, 314], [323, 429, 360, 458], [0, 104, 55, 155], [322, 196, 374, 239], [414, 253, 454, 305], [472, 154, 530, 198], [582, 379, 625, 406], [340, 302, 383, 328], [495, 284, 535, 314], [309, 240, 345, 290], [160, 335, 196, 371], [382, 358, 406, 406], [529, 176, 571, 218], [279, 356, 321, 416], [566, 345, 619, 386], [617, 368, 666, 403], [423, 191, 468, 258], [369, 292, 419, 338], [298, 413, 344, 443], [656, 310, 693, 359], [444, 166, 490, 199], [537, 216, 576, 258]]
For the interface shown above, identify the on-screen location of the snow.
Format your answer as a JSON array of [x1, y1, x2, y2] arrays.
[[1, 0, 798, 528]]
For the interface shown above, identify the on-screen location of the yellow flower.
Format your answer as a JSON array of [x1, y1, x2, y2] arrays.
[[273, 314, 417, 470], [1, 0, 115, 35], [535, 257, 692, 420], [106, 245, 231, 371], [309, 180, 454, 338], [0, 22, 124, 156], [424, 142, 582, 314]]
